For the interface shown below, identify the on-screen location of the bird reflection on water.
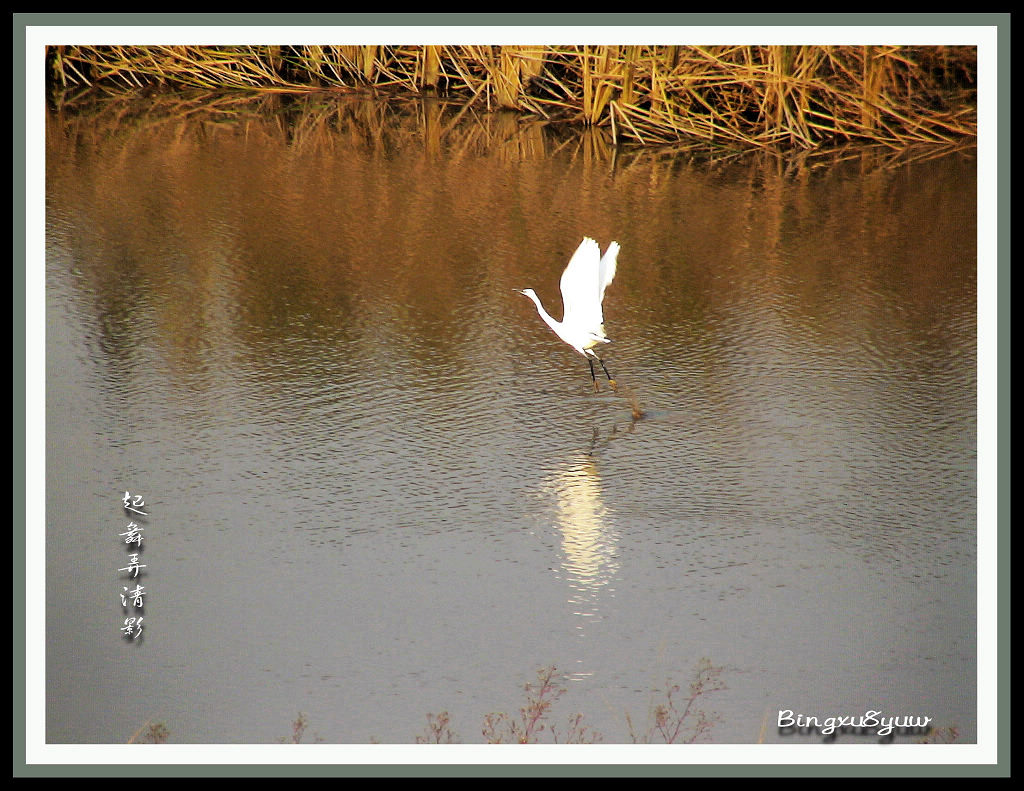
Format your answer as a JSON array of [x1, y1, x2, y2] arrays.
[[545, 451, 619, 678]]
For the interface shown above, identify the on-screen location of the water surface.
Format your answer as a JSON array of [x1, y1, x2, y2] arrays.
[[44, 94, 976, 745]]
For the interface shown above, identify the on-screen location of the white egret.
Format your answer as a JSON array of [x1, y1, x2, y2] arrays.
[[517, 237, 620, 390]]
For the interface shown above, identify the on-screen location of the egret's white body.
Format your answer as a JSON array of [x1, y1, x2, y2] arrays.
[[517, 237, 621, 387]]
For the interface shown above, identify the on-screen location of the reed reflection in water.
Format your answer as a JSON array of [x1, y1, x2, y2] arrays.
[[43, 93, 976, 744]]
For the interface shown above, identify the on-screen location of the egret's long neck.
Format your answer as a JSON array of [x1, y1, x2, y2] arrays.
[[524, 291, 561, 332]]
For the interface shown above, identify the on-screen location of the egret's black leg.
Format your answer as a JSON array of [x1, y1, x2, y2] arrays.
[[596, 356, 613, 381], [588, 358, 596, 383]]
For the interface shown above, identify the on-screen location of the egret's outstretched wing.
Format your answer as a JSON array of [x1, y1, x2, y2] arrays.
[[560, 237, 616, 334], [598, 241, 619, 305]]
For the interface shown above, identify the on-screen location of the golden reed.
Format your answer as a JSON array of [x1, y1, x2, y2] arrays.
[[48, 44, 976, 151]]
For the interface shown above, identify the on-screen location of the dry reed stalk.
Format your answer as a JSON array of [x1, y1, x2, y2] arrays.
[[580, 45, 592, 120], [421, 44, 441, 89], [333, 45, 379, 82], [495, 46, 523, 109], [620, 46, 639, 106], [586, 46, 625, 125]]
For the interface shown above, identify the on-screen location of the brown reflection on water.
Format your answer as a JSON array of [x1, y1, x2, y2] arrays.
[[46, 92, 975, 391]]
